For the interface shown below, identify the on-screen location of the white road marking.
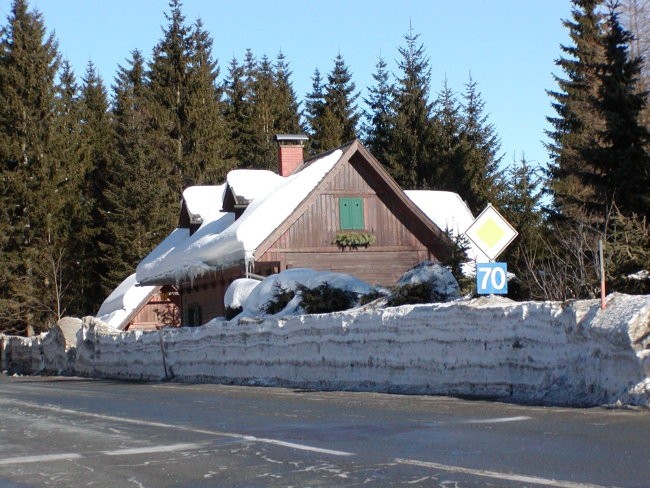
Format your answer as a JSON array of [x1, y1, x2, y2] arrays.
[[395, 458, 618, 488], [0, 453, 83, 465], [3, 399, 354, 457], [102, 442, 207, 456], [463, 415, 532, 424]]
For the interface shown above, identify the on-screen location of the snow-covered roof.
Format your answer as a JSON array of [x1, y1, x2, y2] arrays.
[[226, 169, 284, 204], [96, 273, 158, 330], [136, 149, 343, 284], [182, 184, 226, 224], [405, 190, 488, 263]]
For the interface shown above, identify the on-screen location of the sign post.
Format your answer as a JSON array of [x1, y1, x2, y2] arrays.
[[464, 204, 518, 296]]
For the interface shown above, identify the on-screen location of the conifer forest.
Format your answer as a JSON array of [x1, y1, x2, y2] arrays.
[[1, 0, 649, 335]]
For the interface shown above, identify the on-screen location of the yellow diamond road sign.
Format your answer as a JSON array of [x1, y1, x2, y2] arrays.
[[464, 204, 518, 261]]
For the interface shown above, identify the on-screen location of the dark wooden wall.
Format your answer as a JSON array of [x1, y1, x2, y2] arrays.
[[258, 157, 436, 286]]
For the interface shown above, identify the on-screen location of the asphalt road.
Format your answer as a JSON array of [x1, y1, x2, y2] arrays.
[[0, 375, 648, 488]]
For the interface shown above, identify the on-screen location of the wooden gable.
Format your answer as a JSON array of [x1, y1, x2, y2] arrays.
[[254, 140, 453, 285]]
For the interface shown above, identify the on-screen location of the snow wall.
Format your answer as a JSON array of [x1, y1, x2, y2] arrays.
[[2, 293, 650, 408]]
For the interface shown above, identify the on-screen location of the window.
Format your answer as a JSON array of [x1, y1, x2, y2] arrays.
[[339, 197, 364, 230], [185, 303, 202, 327]]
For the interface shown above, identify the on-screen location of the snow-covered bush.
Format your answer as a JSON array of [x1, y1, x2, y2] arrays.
[[263, 283, 296, 314], [296, 282, 357, 314], [389, 261, 460, 305]]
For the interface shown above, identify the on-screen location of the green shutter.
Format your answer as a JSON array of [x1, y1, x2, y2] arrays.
[[339, 197, 364, 230]]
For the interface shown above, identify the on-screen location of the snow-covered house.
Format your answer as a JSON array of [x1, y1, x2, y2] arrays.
[[131, 136, 477, 326]]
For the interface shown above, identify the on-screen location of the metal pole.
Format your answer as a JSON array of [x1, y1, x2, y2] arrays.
[[599, 239, 606, 310]]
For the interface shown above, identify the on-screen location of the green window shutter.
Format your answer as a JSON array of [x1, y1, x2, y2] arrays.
[[339, 197, 364, 230]]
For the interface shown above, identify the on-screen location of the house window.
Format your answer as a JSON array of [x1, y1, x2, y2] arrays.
[[339, 197, 364, 230], [185, 303, 202, 327]]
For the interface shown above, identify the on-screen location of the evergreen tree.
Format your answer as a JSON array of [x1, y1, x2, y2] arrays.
[[74, 62, 114, 313], [385, 25, 436, 189], [457, 76, 505, 214], [546, 0, 607, 224], [305, 54, 359, 153], [323, 53, 359, 145], [596, 5, 650, 220], [273, 51, 302, 136], [431, 79, 464, 192], [0, 0, 63, 334], [362, 55, 394, 166], [223, 55, 252, 168], [101, 50, 174, 297], [184, 18, 229, 184], [304, 68, 326, 153]]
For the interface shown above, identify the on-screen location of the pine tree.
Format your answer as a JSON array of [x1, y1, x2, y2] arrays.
[[305, 54, 359, 153], [385, 25, 436, 189], [621, 0, 650, 129], [223, 55, 251, 168], [0, 0, 63, 334], [431, 79, 464, 192], [304, 68, 326, 153], [500, 156, 546, 299], [596, 5, 650, 220], [273, 51, 302, 136], [362, 55, 394, 166], [101, 50, 175, 297], [546, 0, 607, 224], [323, 53, 359, 145], [457, 76, 505, 214], [74, 62, 114, 313], [184, 18, 229, 184]]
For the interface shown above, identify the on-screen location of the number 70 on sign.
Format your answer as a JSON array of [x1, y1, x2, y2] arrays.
[[476, 262, 508, 295]]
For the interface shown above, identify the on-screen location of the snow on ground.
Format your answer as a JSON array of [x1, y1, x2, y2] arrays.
[[4, 293, 650, 408], [95, 274, 157, 330]]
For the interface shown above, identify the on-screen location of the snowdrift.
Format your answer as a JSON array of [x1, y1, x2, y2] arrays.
[[3, 293, 649, 407]]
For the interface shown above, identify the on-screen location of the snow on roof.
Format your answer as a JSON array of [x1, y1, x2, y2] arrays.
[[137, 149, 343, 284], [226, 169, 284, 203], [405, 190, 488, 263], [183, 184, 226, 223], [96, 273, 157, 330]]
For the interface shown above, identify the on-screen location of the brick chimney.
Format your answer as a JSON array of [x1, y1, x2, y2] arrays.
[[275, 134, 308, 176]]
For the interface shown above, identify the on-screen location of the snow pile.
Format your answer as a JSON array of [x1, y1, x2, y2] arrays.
[[230, 268, 373, 319], [223, 278, 261, 310], [96, 274, 157, 330], [396, 261, 460, 300], [226, 170, 284, 203], [183, 185, 227, 223], [55, 293, 649, 407]]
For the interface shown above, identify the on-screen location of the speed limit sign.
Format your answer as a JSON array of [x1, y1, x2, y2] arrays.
[[476, 262, 508, 295]]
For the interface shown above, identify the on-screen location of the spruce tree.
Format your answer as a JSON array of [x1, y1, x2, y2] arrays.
[[101, 50, 174, 297], [385, 25, 436, 189], [457, 76, 505, 214], [74, 62, 114, 313], [223, 55, 252, 168], [304, 68, 326, 153], [273, 51, 302, 136], [323, 53, 359, 145], [184, 18, 229, 184], [546, 0, 607, 224], [0, 0, 63, 333], [362, 55, 394, 166], [431, 79, 464, 192], [596, 5, 650, 220]]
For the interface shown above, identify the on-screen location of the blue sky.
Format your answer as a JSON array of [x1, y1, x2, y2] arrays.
[[1, 0, 572, 173]]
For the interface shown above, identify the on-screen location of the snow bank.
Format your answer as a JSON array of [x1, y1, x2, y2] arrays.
[[5, 294, 649, 407]]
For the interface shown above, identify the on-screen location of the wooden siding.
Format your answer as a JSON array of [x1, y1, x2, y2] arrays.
[[126, 290, 180, 331], [178, 268, 242, 324], [258, 154, 438, 286]]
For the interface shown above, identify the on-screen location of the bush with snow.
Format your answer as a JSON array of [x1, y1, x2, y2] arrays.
[[387, 261, 460, 305]]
